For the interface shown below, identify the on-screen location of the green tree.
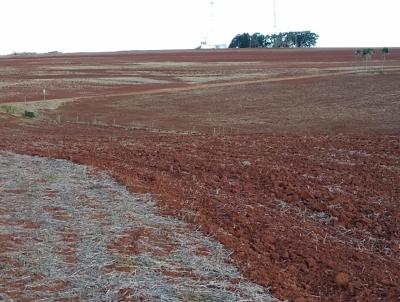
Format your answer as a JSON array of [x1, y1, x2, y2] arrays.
[[355, 49, 363, 67], [361, 48, 374, 70], [228, 33, 251, 48], [263, 35, 273, 47], [229, 31, 318, 49], [270, 33, 283, 47], [297, 31, 319, 47], [251, 33, 265, 48], [228, 34, 241, 48]]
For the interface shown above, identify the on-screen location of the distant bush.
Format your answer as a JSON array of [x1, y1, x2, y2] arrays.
[[23, 110, 35, 118]]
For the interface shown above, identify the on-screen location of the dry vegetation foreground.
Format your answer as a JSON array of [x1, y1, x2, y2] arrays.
[[0, 151, 277, 301]]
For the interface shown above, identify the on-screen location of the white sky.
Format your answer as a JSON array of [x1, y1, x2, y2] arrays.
[[1, 0, 399, 54]]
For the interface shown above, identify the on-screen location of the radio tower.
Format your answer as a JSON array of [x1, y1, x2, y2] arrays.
[[201, 0, 215, 48], [273, 0, 277, 34]]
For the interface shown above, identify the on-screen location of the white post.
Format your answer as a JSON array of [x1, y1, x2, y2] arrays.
[[43, 89, 46, 102]]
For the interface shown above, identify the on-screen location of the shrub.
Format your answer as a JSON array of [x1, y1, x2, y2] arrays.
[[23, 110, 35, 118]]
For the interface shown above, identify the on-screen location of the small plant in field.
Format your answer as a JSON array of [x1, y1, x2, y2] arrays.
[[325, 127, 333, 136], [355, 48, 375, 71], [23, 110, 36, 118], [46, 174, 59, 182], [362, 48, 374, 71]]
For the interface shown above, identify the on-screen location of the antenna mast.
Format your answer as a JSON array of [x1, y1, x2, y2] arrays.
[[209, 0, 215, 47], [201, 0, 215, 48], [273, 0, 277, 34]]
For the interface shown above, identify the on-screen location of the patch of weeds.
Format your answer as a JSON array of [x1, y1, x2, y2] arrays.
[[0, 105, 21, 115], [325, 127, 334, 136], [46, 174, 59, 182], [0, 105, 39, 119], [0, 105, 37, 119], [376, 70, 385, 75], [1, 105, 15, 114], [23, 110, 36, 118], [180, 292, 214, 302], [114, 254, 138, 268]]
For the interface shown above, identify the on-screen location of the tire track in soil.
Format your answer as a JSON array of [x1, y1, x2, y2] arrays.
[[57, 66, 400, 100], [0, 152, 279, 302], [9, 67, 400, 111], [102, 66, 400, 97]]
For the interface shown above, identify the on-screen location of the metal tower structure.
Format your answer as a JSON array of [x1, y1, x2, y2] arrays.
[[273, 0, 277, 34], [201, 0, 216, 48]]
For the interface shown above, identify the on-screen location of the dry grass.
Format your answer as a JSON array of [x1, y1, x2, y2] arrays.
[[0, 152, 278, 301]]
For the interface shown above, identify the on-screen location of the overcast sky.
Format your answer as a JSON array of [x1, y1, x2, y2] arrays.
[[1, 0, 399, 54]]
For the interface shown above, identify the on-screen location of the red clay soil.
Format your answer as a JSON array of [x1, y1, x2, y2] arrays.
[[50, 71, 400, 136], [2, 48, 400, 105], [1, 120, 399, 301], [3, 48, 400, 63]]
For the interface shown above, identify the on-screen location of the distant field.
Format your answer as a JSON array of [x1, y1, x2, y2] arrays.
[[1, 48, 399, 135], [1, 49, 399, 301]]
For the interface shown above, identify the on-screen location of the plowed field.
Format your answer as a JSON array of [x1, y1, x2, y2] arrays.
[[1, 49, 399, 301]]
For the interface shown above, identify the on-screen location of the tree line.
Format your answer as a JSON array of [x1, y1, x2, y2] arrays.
[[229, 31, 319, 48]]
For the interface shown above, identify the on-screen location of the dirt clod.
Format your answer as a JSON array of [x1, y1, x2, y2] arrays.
[[335, 272, 351, 287]]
